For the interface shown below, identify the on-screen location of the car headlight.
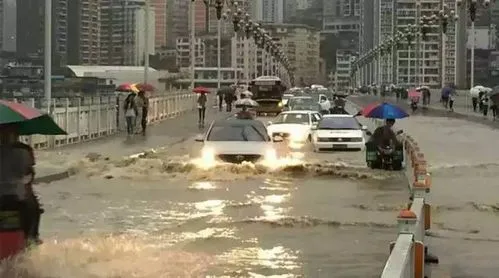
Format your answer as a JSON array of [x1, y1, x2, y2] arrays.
[[264, 148, 278, 162], [278, 102, 283, 107], [201, 147, 216, 165], [290, 131, 307, 142]]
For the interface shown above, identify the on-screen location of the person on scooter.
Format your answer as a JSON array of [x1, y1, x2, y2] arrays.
[[371, 119, 400, 149]]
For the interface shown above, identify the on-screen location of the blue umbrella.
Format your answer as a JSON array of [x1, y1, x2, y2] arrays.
[[363, 102, 409, 119]]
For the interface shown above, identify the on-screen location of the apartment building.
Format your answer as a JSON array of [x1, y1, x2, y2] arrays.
[[67, 0, 101, 65], [266, 23, 321, 85], [151, 0, 168, 49], [100, 0, 155, 66], [334, 49, 357, 89], [323, 0, 361, 34], [0, 0, 17, 52], [166, 0, 188, 47], [176, 37, 206, 68], [251, 0, 284, 23], [16, 0, 68, 66]]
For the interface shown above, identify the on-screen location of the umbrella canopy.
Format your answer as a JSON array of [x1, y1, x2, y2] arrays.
[[359, 102, 380, 116], [133, 83, 155, 92], [0, 100, 66, 135], [240, 90, 253, 97], [116, 83, 139, 93], [470, 85, 485, 97], [193, 86, 211, 94], [408, 89, 422, 98], [235, 98, 258, 108], [362, 102, 409, 119]]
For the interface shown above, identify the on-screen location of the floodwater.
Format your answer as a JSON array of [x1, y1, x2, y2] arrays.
[[2, 109, 499, 277]]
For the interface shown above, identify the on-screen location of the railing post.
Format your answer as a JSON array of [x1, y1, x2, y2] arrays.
[[397, 209, 424, 278]]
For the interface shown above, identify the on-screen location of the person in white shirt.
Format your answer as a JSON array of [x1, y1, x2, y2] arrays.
[[319, 98, 331, 115]]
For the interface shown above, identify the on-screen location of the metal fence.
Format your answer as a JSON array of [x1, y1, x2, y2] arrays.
[[15, 90, 197, 149]]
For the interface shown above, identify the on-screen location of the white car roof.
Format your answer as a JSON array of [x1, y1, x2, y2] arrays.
[[322, 114, 354, 118], [281, 110, 317, 114]]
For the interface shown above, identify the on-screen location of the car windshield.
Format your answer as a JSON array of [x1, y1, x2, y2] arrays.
[[207, 125, 267, 141], [273, 113, 310, 125], [318, 117, 360, 130], [290, 98, 314, 106]]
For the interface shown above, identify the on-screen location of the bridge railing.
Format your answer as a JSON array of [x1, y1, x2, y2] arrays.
[[381, 135, 434, 278], [15, 91, 197, 149]]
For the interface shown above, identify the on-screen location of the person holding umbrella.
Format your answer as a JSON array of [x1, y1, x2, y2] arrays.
[[193, 87, 211, 127], [123, 92, 139, 136], [0, 100, 66, 250], [137, 91, 149, 135]]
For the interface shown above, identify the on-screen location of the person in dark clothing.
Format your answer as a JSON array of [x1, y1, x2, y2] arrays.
[[472, 96, 479, 112], [224, 88, 235, 112], [197, 92, 207, 125], [371, 119, 399, 148], [216, 89, 224, 111], [137, 91, 149, 135], [123, 93, 138, 135]]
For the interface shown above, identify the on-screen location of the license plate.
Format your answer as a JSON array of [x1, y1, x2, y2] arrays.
[[333, 144, 347, 148]]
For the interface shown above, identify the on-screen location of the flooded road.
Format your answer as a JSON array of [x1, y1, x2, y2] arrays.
[[3, 100, 499, 277]]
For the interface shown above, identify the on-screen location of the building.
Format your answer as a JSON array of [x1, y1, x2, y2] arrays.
[[266, 23, 321, 85], [0, 0, 16, 52], [16, 0, 68, 66], [334, 49, 356, 89], [323, 0, 361, 34], [251, 0, 284, 23], [100, 0, 155, 66], [151, 0, 168, 50], [67, 0, 101, 65], [176, 37, 206, 68], [166, 0, 189, 47]]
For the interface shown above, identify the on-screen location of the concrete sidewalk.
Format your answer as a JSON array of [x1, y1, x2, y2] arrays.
[[34, 107, 230, 184]]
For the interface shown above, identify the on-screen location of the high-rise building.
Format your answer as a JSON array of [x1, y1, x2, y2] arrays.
[[266, 23, 321, 84], [166, 0, 188, 48], [67, 0, 101, 65], [0, 0, 16, 52], [251, 0, 284, 23], [16, 0, 68, 66], [323, 0, 361, 34], [100, 0, 155, 66], [151, 0, 168, 50]]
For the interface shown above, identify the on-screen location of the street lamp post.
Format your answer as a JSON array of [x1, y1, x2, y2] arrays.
[[457, 0, 495, 88], [215, 0, 224, 89], [404, 25, 416, 88], [420, 15, 434, 86], [243, 14, 252, 84], [144, 0, 150, 83], [190, 0, 196, 89], [436, 5, 457, 88], [44, 0, 52, 112]]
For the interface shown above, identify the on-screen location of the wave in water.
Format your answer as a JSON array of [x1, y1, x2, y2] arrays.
[[67, 152, 399, 182], [0, 235, 215, 278], [233, 216, 396, 229]]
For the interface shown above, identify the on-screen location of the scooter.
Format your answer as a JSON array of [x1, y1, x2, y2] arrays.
[[0, 196, 26, 260]]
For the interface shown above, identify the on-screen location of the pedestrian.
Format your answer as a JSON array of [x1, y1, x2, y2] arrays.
[[448, 93, 455, 112], [137, 91, 149, 135], [197, 92, 207, 126], [472, 95, 479, 112], [490, 97, 497, 120], [123, 92, 138, 136], [0, 125, 40, 244], [216, 88, 224, 112], [225, 86, 235, 112], [481, 96, 489, 117], [440, 86, 451, 109], [478, 91, 485, 112]]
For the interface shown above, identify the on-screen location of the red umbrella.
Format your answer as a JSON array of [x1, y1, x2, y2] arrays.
[[359, 102, 380, 116], [116, 83, 139, 93], [134, 83, 156, 92], [193, 86, 211, 94], [408, 89, 422, 99]]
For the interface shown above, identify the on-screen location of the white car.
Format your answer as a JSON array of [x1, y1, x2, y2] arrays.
[[195, 119, 282, 164], [311, 114, 368, 152], [267, 111, 322, 143], [282, 93, 294, 106]]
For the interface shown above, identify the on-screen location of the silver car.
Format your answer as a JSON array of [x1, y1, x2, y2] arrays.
[[195, 119, 283, 164]]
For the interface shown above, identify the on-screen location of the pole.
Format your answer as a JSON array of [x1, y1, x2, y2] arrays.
[[44, 0, 52, 113], [217, 19, 221, 88], [190, 1, 196, 89], [144, 0, 150, 83], [254, 46, 258, 78], [244, 37, 249, 84], [421, 40, 425, 86], [408, 44, 411, 87], [470, 21, 475, 88], [233, 33, 238, 84], [441, 33, 446, 88]]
